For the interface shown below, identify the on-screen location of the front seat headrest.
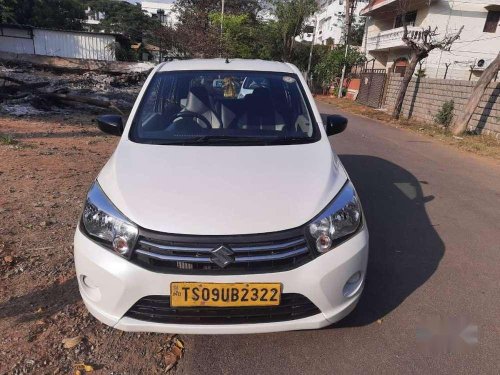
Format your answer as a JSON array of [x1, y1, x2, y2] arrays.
[[245, 87, 273, 116], [185, 86, 212, 113]]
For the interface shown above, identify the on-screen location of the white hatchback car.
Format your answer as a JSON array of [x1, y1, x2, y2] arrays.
[[74, 59, 368, 334]]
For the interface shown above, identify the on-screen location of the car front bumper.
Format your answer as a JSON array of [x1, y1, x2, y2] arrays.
[[74, 225, 369, 334]]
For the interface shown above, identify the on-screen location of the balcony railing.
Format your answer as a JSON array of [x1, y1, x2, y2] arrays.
[[366, 26, 423, 51]]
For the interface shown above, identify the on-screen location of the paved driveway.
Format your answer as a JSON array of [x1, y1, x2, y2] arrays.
[[175, 100, 500, 374]]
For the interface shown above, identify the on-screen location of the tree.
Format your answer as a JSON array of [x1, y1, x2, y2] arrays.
[[391, 17, 463, 119], [290, 41, 329, 72], [173, 0, 261, 58], [451, 52, 500, 135], [209, 12, 272, 59], [85, 0, 158, 42], [0, 0, 17, 23], [32, 0, 85, 30], [272, 0, 317, 61], [313, 45, 365, 91], [2, 0, 85, 30], [350, 17, 366, 46]]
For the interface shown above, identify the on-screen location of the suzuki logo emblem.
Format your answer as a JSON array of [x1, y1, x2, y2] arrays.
[[210, 245, 235, 268]]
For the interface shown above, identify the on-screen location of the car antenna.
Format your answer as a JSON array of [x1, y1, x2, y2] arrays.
[[225, 58, 230, 64]]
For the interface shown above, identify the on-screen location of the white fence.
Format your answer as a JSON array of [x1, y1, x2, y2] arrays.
[[366, 26, 423, 51], [0, 26, 116, 61]]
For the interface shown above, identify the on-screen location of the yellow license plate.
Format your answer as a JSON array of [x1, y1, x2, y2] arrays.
[[170, 282, 282, 307]]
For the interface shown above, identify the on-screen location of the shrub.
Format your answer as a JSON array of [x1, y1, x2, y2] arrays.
[[435, 100, 454, 127], [0, 133, 18, 145]]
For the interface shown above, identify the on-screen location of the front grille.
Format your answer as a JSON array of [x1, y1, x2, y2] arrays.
[[124, 294, 321, 324], [131, 228, 314, 274]]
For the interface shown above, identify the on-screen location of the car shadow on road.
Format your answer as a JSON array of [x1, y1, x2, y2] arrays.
[[332, 154, 444, 327], [0, 277, 80, 323]]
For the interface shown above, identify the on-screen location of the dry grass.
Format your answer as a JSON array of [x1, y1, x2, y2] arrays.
[[317, 96, 500, 161]]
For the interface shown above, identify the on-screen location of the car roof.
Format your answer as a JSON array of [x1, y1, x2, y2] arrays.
[[158, 58, 296, 74]]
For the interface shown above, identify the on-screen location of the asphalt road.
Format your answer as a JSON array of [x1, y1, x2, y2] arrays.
[[175, 100, 500, 375]]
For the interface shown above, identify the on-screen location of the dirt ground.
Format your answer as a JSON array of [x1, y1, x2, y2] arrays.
[[0, 115, 184, 374]]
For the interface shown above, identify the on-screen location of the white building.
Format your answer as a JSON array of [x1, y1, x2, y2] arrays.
[[85, 7, 105, 27], [141, 0, 178, 27], [0, 24, 116, 61], [361, 0, 500, 80], [299, 0, 366, 46]]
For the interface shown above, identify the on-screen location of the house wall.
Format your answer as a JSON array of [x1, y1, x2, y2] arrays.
[[298, 0, 364, 45], [0, 26, 116, 61], [420, 0, 499, 80], [141, 0, 178, 27], [362, 0, 500, 80], [384, 75, 500, 137]]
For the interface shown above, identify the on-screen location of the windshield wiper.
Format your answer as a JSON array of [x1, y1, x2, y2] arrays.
[[264, 137, 314, 145], [150, 135, 314, 146], [181, 135, 269, 145]]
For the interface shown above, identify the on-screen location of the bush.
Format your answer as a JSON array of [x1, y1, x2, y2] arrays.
[[435, 100, 454, 127]]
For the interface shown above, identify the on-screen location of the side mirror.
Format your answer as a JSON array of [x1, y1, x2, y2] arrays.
[[325, 115, 348, 136], [96, 115, 123, 136]]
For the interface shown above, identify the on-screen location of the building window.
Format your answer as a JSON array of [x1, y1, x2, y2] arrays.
[[395, 11, 417, 28], [483, 10, 500, 33]]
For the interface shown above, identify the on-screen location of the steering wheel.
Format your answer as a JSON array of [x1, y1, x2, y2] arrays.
[[171, 111, 212, 129]]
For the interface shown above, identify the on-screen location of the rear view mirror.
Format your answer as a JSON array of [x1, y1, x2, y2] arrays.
[[96, 115, 123, 136], [325, 115, 348, 136]]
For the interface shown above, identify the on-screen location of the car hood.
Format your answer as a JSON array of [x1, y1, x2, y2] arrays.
[[97, 140, 347, 235]]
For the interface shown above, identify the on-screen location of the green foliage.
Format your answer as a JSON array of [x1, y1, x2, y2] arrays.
[[33, 0, 85, 30], [350, 17, 366, 46], [313, 45, 366, 87], [113, 42, 139, 62], [0, 133, 18, 145], [209, 13, 256, 58], [435, 100, 454, 127], [172, 0, 262, 57], [272, 0, 317, 60], [289, 42, 329, 72], [85, 0, 159, 42], [0, 0, 17, 23], [2, 0, 85, 29]]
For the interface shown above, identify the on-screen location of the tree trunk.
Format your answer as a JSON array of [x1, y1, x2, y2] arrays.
[[392, 53, 419, 119], [450, 52, 500, 135]]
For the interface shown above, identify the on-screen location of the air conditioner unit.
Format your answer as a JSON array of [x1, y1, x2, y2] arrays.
[[473, 58, 492, 70]]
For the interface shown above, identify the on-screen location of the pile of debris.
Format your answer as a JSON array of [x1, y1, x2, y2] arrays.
[[0, 63, 151, 117]]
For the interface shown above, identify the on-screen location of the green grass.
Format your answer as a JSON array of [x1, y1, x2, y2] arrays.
[[0, 133, 18, 145]]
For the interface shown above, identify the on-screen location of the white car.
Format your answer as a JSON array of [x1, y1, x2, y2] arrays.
[[74, 59, 369, 334]]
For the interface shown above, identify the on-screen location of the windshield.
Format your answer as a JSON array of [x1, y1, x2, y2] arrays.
[[130, 70, 320, 145]]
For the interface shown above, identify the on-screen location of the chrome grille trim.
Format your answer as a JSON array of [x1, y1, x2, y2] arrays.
[[132, 229, 314, 274], [135, 250, 212, 263], [138, 237, 306, 253], [234, 247, 308, 262], [135, 246, 309, 263]]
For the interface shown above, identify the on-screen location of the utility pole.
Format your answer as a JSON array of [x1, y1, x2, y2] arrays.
[[220, 0, 225, 57], [306, 17, 319, 88], [338, 0, 356, 98]]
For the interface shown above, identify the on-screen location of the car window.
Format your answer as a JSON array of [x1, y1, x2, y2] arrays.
[[130, 70, 320, 146]]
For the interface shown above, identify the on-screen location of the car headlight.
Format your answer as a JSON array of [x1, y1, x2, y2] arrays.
[[308, 181, 362, 253], [81, 181, 138, 257]]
